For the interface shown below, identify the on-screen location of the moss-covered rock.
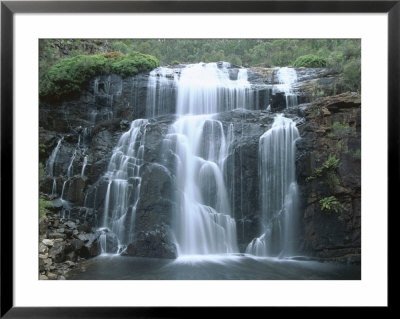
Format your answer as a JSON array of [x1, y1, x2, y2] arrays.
[[40, 51, 159, 102]]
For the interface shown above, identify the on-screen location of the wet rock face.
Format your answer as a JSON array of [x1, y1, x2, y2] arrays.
[[125, 224, 177, 259], [296, 92, 361, 260], [63, 176, 88, 205], [39, 67, 360, 260]]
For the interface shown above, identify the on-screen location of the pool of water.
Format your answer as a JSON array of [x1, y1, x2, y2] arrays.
[[67, 254, 361, 280]]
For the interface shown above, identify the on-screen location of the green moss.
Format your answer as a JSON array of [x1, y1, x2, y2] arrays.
[[39, 198, 52, 218], [293, 54, 327, 68], [40, 51, 159, 102]]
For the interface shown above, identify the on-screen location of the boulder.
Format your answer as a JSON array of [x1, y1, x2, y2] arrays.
[[125, 224, 177, 259], [48, 241, 68, 263], [63, 176, 88, 205]]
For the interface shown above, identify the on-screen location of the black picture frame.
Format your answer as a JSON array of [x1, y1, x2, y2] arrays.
[[1, 0, 395, 317]]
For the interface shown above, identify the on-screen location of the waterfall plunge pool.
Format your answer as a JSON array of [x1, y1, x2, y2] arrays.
[[67, 254, 360, 280]]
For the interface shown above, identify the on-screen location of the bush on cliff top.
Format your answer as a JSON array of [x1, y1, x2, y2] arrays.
[[40, 51, 159, 102], [293, 54, 327, 68]]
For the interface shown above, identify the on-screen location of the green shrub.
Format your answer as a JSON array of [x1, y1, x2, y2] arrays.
[[319, 196, 343, 213], [327, 51, 345, 73], [341, 57, 361, 92], [40, 51, 159, 102], [171, 60, 180, 65], [39, 198, 52, 218], [306, 155, 340, 182], [352, 149, 361, 160], [328, 122, 351, 138], [293, 54, 327, 68]]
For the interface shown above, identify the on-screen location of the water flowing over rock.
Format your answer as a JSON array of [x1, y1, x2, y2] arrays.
[[40, 62, 360, 264], [99, 119, 148, 252], [276, 67, 298, 108], [163, 63, 245, 255], [246, 115, 300, 257]]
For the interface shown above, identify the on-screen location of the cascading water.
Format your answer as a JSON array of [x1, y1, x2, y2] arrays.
[[276, 67, 298, 108], [146, 68, 177, 118], [163, 62, 258, 255], [47, 138, 63, 176], [81, 156, 88, 177], [246, 114, 299, 257], [99, 119, 148, 253], [46, 62, 303, 258], [176, 63, 254, 114]]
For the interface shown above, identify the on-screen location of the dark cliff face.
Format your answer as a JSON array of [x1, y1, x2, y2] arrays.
[[296, 92, 361, 263], [39, 67, 360, 260]]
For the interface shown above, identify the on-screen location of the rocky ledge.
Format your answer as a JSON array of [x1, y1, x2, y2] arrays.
[[39, 206, 101, 280]]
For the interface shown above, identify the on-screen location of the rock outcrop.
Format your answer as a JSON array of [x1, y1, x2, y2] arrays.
[[296, 92, 361, 263]]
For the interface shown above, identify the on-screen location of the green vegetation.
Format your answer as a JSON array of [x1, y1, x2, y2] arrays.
[[330, 121, 351, 137], [39, 163, 46, 180], [293, 54, 327, 68], [39, 144, 46, 154], [40, 39, 361, 94], [352, 149, 361, 160], [319, 196, 343, 214], [40, 51, 159, 101], [308, 155, 344, 219], [39, 198, 52, 218], [307, 155, 340, 193], [306, 155, 340, 182]]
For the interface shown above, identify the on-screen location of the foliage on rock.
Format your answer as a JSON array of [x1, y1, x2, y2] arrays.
[[306, 155, 340, 183], [39, 51, 159, 102], [293, 54, 327, 68], [319, 196, 343, 214], [39, 198, 52, 218]]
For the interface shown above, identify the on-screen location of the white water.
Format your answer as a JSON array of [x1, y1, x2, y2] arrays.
[[176, 63, 253, 114], [81, 156, 88, 177], [46, 138, 63, 176], [46, 62, 303, 259], [146, 67, 177, 118], [276, 67, 298, 108], [100, 119, 148, 252], [163, 62, 252, 255], [246, 114, 299, 257]]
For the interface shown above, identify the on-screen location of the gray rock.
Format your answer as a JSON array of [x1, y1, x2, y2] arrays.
[[125, 224, 177, 259], [48, 232, 66, 239], [64, 221, 77, 229], [48, 241, 68, 263], [42, 239, 54, 247], [47, 272, 58, 280]]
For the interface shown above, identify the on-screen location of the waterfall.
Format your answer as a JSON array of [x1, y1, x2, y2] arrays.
[[81, 156, 88, 177], [49, 62, 303, 258], [176, 63, 254, 115], [46, 138, 63, 176], [276, 67, 298, 108], [100, 119, 148, 253], [246, 114, 299, 257], [146, 67, 177, 118], [162, 62, 256, 255]]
